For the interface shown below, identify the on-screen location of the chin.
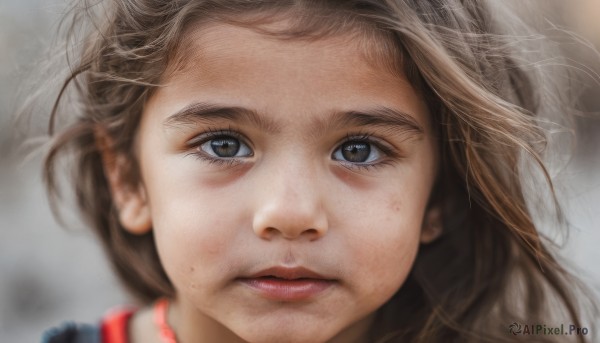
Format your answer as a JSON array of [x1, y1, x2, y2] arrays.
[[239, 332, 334, 343], [234, 321, 340, 343]]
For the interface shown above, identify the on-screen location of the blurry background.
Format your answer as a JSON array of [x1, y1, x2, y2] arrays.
[[0, 1, 129, 342], [0, 1, 598, 342]]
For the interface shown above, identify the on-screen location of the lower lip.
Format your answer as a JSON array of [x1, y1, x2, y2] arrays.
[[239, 278, 335, 301]]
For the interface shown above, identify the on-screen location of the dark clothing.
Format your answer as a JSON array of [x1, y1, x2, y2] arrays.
[[41, 307, 134, 343], [41, 322, 101, 343]]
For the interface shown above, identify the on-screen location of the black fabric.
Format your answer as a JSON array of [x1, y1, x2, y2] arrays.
[[41, 322, 101, 343]]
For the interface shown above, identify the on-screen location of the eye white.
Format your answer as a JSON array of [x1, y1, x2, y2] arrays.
[[332, 141, 382, 163], [199, 136, 252, 158]]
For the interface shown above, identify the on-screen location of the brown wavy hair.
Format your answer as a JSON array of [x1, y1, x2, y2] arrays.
[[40, 0, 595, 342]]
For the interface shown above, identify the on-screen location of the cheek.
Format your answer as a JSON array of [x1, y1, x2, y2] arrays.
[[338, 207, 421, 318], [347, 212, 421, 288], [337, 181, 427, 295], [146, 165, 249, 288]]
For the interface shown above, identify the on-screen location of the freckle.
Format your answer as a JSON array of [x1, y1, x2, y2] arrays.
[[190, 266, 195, 272], [389, 198, 402, 212]]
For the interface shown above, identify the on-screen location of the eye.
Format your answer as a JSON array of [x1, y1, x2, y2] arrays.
[[199, 135, 252, 158], [332, 140, 383, 163]]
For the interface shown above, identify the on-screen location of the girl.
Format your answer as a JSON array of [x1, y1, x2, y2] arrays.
[[37, 0, 596, 342]]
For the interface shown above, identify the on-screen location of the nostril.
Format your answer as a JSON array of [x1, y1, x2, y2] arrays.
[[252, 207, 329, 240], [261, 227, 278, 238], [305, 228, 320, 238], [258, 226, 323, 240]]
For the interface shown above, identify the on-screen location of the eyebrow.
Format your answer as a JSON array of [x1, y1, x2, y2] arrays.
[[163, 102, 281, 133], [322, 107, 424, 137], [163, 101, 424, 136]]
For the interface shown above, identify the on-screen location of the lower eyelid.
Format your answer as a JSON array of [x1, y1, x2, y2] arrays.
[[335, 160, 394, 174], [187, 151, 247, 167]]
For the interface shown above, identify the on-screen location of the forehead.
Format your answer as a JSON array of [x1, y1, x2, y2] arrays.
[[166, 17, 405, 83], [152, 21, 430, 133]]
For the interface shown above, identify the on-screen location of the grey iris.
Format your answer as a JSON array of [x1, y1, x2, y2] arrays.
[[341, 141, 370, 162], [211, 137, 240, 157]]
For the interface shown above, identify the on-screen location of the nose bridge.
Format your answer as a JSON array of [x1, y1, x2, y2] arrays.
[[252, 154, 328, 240]]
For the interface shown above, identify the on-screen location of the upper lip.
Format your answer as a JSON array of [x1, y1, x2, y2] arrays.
[[243, 266, 332, 280]]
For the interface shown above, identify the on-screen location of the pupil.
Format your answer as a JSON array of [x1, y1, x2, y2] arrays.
[[211, 137, 240, 157], [342, 141, 370, 162]]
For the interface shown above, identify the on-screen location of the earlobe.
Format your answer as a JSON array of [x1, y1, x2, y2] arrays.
[[96, 128, 152, 235], [117, 187, 152, 234], [420, 205, 443, 244]]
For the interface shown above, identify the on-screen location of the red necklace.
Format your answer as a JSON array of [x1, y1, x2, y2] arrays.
[[154, 298, 178, 343]]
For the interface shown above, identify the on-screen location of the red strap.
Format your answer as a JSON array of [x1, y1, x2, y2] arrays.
[[154, 298, 178, 343], [100, 307, 135, 343]]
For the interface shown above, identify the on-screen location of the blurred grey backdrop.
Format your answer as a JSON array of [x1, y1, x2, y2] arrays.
[[0, 1, 598, 342], [1, 1, 130, 342]]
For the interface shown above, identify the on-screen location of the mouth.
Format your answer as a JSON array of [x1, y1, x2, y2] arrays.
[[237, 266, 337, 302]]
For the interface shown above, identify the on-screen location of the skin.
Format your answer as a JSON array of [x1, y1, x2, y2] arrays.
[[109, 23, 440, 343]]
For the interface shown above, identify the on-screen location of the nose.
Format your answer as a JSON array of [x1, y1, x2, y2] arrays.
[[252, 163, 328, 241]]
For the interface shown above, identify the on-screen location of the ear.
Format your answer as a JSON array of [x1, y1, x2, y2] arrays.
[[420, 205, 443, 244], [96, 128, 152, 235]]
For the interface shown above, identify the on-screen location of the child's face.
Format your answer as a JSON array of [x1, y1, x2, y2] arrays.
[[126, 23, 438, 343]]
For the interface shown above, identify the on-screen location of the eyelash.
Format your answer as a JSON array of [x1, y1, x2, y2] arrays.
[[333, 132, 398, 171], [185, 128, 399, 170], [186, 128, 251, 167]]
